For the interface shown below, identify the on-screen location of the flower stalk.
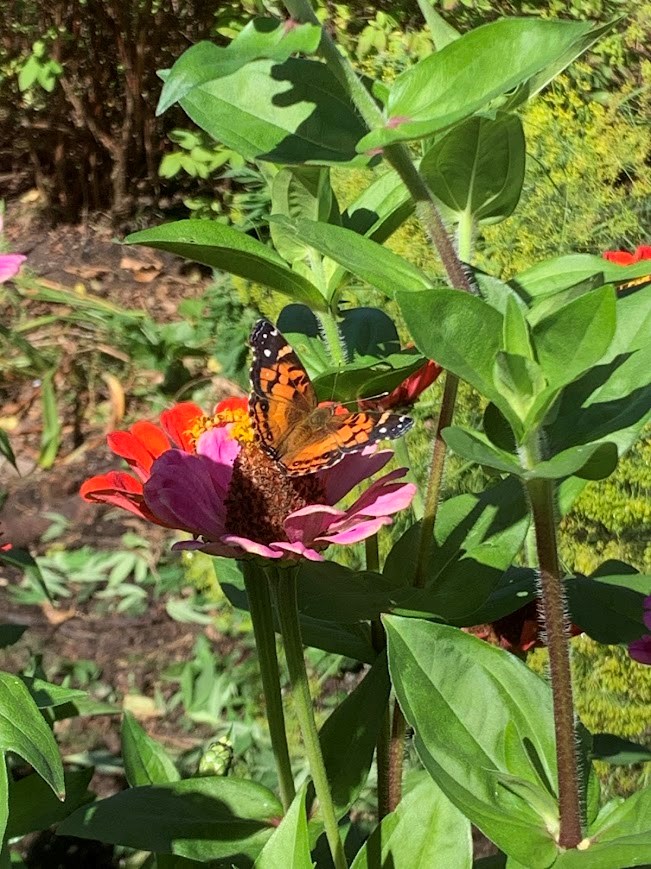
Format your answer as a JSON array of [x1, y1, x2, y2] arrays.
[[271, 567, 348, 869], [525, 475, 583, 847], [242, 561, 296, 812], [521, 434, 582, 847]]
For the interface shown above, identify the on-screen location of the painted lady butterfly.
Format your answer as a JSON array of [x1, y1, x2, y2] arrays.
[[249, 319, 413, 476]]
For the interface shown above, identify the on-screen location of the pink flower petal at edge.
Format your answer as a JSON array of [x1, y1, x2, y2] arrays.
[[320, 448, 394, 505], [0, 254, 26, 283], [317, 515, 394, 546], [629, 636, 651, 666], [284, 504, 345, 546], [143, 449, 233, 538], [343, 468, 417, 519]]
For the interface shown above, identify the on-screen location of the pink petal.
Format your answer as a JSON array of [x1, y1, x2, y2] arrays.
[[269, 541, 324, 561], [317, 516, 393, 545], [283, 504, 345, 545], [319, 448, 394, 505], [219, 534, 284, 560], [629, 636, 651, 666], [0, 254, 26, 283], [143, 450, 230, 538], [196, 425, 241, 466], [343, 468, 416, 518]]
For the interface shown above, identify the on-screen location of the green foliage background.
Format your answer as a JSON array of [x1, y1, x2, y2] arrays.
[[234, 0, 651, 799]]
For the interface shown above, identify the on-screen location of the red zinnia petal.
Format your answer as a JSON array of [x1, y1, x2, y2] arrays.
[[634, 245, 651, 262], [214, 397, 248, 415], [108, 421, 170, 479], [160, 402, 204, 452], [80, 471, 167, 525], [603, 250, 636, 266]]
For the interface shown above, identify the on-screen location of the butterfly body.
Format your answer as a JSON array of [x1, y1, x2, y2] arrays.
[[249, 319, 413, 476]]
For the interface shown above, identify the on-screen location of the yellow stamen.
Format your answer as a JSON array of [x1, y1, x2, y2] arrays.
[[186, 406, 254, 450]]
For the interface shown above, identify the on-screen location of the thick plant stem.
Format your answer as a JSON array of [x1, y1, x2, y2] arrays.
[[414, 372, 459, 588], [273, 569, 348, 869], [525, 475, 583, 847], [388, 699, 407, 810], [367, 535, 391, 819], [316, 309, 347, 369], [242, 563, 296, 812]]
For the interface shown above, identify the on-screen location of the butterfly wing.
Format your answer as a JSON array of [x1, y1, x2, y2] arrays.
[[249, 319, 317, 461], [280, 409, 413, 476]]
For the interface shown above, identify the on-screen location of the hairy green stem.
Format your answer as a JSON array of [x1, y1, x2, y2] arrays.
[[316, 309, 347, 369], [272, 568, 348, 869], [521, 441, 583, 848], [242, 562, 296, 811], [388, 698, 407, 811], [366, 534, 392, 819], [414, 372, 459, 587]]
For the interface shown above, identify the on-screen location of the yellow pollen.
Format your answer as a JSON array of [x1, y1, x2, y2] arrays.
[[186, 407, 254, 449]]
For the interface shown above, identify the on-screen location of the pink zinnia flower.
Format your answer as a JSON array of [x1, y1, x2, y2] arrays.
[[628, 596, 651, 666], [82, 397, 415, 563]]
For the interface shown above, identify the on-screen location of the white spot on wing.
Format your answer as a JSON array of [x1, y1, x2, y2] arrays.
[[263, 349, 272, 358]]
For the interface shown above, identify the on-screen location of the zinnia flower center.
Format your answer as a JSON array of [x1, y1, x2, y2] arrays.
[[224, 444, 327, 545], [187, 405, 255, 449]]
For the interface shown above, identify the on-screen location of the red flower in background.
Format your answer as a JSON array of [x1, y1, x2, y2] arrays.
[[602, 244, 651, 266], [467, 600, 582, 657], [359, 357, 443, 412], [80, 398, 248, 525]]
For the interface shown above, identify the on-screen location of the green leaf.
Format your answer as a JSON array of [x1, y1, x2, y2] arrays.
[[6, 769, 94, 838], [0, 430, 18, 473], [170, 58, 369, 167], [511, 254, 651, 301], [385, 618, 560, 867], [528, 442, 618, 482], [591, 734, 651, 766], [341, 169, 412, 244], [531, 286, 617, 389], [351, 775, 472, 868], [270, 166, 337, 264], [555, 787, 651, 868], [296, 561, 401, 624], [565, 571, 651, 644], [420, 113, 525, 224], [255, 784, 311, 869], [443, 426, 521, 474], [57, 777, 282, 862], [217, 559, 377, 662], [126, 220, 326, 311], [503, 294, 533, 359], [270, 216, 432, 298], [314, 353, 424, 404], [157, 19, 322, 115], [38, 370, 61, 469], [319, 652, 391, 816], [0, 625, 27, 649], [493, 352, 546, 423], [121, 711, 180, 787], [19, 676, 86, 709], [386, 477, 530, 623], [0, 761, 7, 845], [396, 287, 515, 420], [418, 2, 461, 50], [0, 672, 65, 800], [358, 19, 612, 149]]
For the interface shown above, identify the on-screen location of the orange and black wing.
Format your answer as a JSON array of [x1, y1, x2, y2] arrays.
[[249, 319, 316, 462], [280, 409, 413, 476]]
